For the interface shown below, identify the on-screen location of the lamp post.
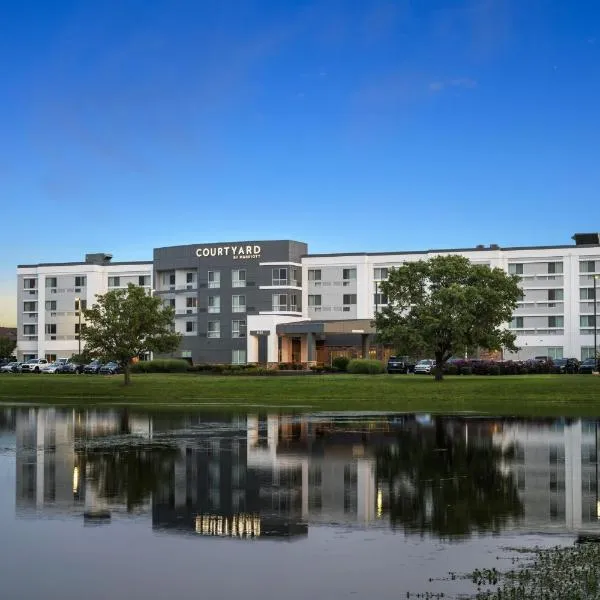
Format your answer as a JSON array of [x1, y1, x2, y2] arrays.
[[75, 297, 82, 356], [595, 275, 599, 373]]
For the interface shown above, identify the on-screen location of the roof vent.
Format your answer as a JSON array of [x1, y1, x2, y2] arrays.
[[85, 253, 113, 265], [475, 244, 485, 249], [489, 244, 499, 250], [572, 233, 600, 246]]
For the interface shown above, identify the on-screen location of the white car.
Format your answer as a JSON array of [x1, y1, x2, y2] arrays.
[[42, 362, 62, 374], [20, 358, 49, 373], [414, 359, 436, 374], [0, 362, 20, 373]]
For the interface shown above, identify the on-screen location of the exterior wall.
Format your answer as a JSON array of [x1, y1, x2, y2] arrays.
[[16, 261, 152, 361], [153, 240, 307, 364], [303, 245, 600, 361]]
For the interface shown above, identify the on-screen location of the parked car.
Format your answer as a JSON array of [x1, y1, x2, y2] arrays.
[[579, 358, 598, 374], [0, 362, 20, 373], [99, 362, 121, 375], [20, 358, 49, 373], [42, 362, 63, 374], [414, 359, 436, 374], [386, 356, 415, 374], [57, 362, 84, 374], [551, 358, 580, 374], [83, 360, 103, 374]]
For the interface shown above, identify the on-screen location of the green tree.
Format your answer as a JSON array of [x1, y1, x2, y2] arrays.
[[0, 336, 16, 359], [375, 255, 521, 380], [81, 284, 180, 385]]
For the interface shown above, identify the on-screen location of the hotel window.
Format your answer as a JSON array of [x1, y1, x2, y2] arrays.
[[208, 295, 220, 313], [510, 317, 523, 329], [45, 300, 56, 311], [374, 292, 388, 306], [508, 263, 523, 275], [185, 321, 196, 333], [232, 320, 247, 338], [75, 323, 86, 335], [374, 268, 388, 281], [139, 275, 150, 286], [342, 268, 356, 286], [582, 347, 596, 360], [581, 288, 596, 301], [547, 347, 563, 360], [272, 293, 288, 311], [547, 289, 563, 305], [75, 276, 86, 287], [272, 268, 288, 286], [167, 298, 175, 309], [581, 315, 596, 329], [23, 302, 36, 312], [186, 297, 197, 311], [108, 276, 120, 287], [548, 316, 563, 328], [207, 320, 220, 338], [308, 269, 321, 283], [548, 262, 563, 274], [308, 294, 322, 309], [289, 293, 298, 312], [290, 268, 299, 286], [208, 270, 220, 289], [23, 325, 36, 335], [45, 324, 56, 335], [23, 278, 36, 289], [46, 277, 57, 288], [232, 349, 246, 365], [232, 269, 246, 288], [342, 294, 357, 311], [580, 260, 596, 273], [232, 295, 246, 313], [186, 272, 196, 285], [75, 299, 87, 311]]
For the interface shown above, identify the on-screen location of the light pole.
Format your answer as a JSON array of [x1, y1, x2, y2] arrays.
[[595, 275, 599, 373], [75, 297, 82, 356]]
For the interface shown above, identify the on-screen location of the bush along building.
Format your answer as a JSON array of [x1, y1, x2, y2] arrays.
[[15, 232, 600, 364]]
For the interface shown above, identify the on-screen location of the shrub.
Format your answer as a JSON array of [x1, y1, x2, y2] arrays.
[[130, 359, 189, 373], [347, 359, 385, 374], [331, 356, 350, 372]]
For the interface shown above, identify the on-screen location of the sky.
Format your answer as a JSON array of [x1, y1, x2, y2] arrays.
[[1, 0, 599, 326]]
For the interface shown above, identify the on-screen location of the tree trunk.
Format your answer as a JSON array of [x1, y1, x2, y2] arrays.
[[123, 363, 131, 386], [434, 352, 444, 381]]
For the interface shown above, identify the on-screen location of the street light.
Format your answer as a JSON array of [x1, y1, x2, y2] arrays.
[[595, 275, 599, 373], [75, 297, 82, 356]]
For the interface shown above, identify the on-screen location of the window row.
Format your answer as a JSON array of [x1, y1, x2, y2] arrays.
[[184, 320, 247, 338], [308, 268, 357, 284], [108, 275, 150, 287], [22, 324, 87, 335], [22, 276, 88, 289], [510, 315, 598, 329], [166, 295, 248, 313], [22, 300, 88, 313], [509, 262, 564, 275], [159, 268, 300, 289]]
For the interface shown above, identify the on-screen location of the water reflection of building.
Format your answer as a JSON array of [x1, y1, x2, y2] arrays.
[[15, 408, 152, 520], [493, 420, 600, 531]]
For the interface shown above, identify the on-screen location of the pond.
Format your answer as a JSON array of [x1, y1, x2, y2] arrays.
[[0, 408, 596, 599]]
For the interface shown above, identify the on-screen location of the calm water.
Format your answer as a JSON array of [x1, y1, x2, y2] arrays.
[[0, 408, 595, 599]]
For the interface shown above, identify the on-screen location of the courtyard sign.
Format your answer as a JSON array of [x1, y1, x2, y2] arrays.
[[195, 244, 261, 260]]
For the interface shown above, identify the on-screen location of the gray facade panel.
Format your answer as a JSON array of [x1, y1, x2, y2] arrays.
[[154, 240, 307, 363]]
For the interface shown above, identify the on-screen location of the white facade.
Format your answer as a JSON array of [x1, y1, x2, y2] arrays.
[[16, 255, 152, 361], [300, 240, 600, 361]]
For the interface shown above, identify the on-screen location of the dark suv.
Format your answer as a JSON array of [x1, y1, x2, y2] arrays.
[[387, 356, 415, 374]]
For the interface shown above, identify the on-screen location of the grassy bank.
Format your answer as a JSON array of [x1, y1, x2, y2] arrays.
[[0, 373, 599, 415]]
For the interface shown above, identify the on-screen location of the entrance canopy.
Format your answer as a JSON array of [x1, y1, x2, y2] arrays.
[[275, 319, 376, 336]]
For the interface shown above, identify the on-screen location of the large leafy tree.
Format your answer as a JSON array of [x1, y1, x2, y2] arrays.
[[81, 284, 180, 385], [0, 336, 16, 359], [375, 255, 522, 380]]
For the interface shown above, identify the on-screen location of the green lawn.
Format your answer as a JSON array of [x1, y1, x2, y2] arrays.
[[0, 373, 599, 415]]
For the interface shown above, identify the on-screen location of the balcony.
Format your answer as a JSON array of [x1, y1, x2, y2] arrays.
[[176, 310, 198, 317], [511, 328, 565, 336]]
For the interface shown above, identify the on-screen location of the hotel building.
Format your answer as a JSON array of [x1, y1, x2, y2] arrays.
[[15, 232, 600, 363]]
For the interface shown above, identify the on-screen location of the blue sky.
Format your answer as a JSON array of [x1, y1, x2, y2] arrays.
[[1, 0, 599, 325]]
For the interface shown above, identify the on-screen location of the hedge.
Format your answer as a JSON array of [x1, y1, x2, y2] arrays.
[[347, 359, 385, 374], [130, 359, 189, 373]]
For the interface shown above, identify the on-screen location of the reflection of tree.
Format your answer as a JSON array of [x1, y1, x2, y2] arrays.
[[81, 444, 179, 512], [376, 419, 523, 538]]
